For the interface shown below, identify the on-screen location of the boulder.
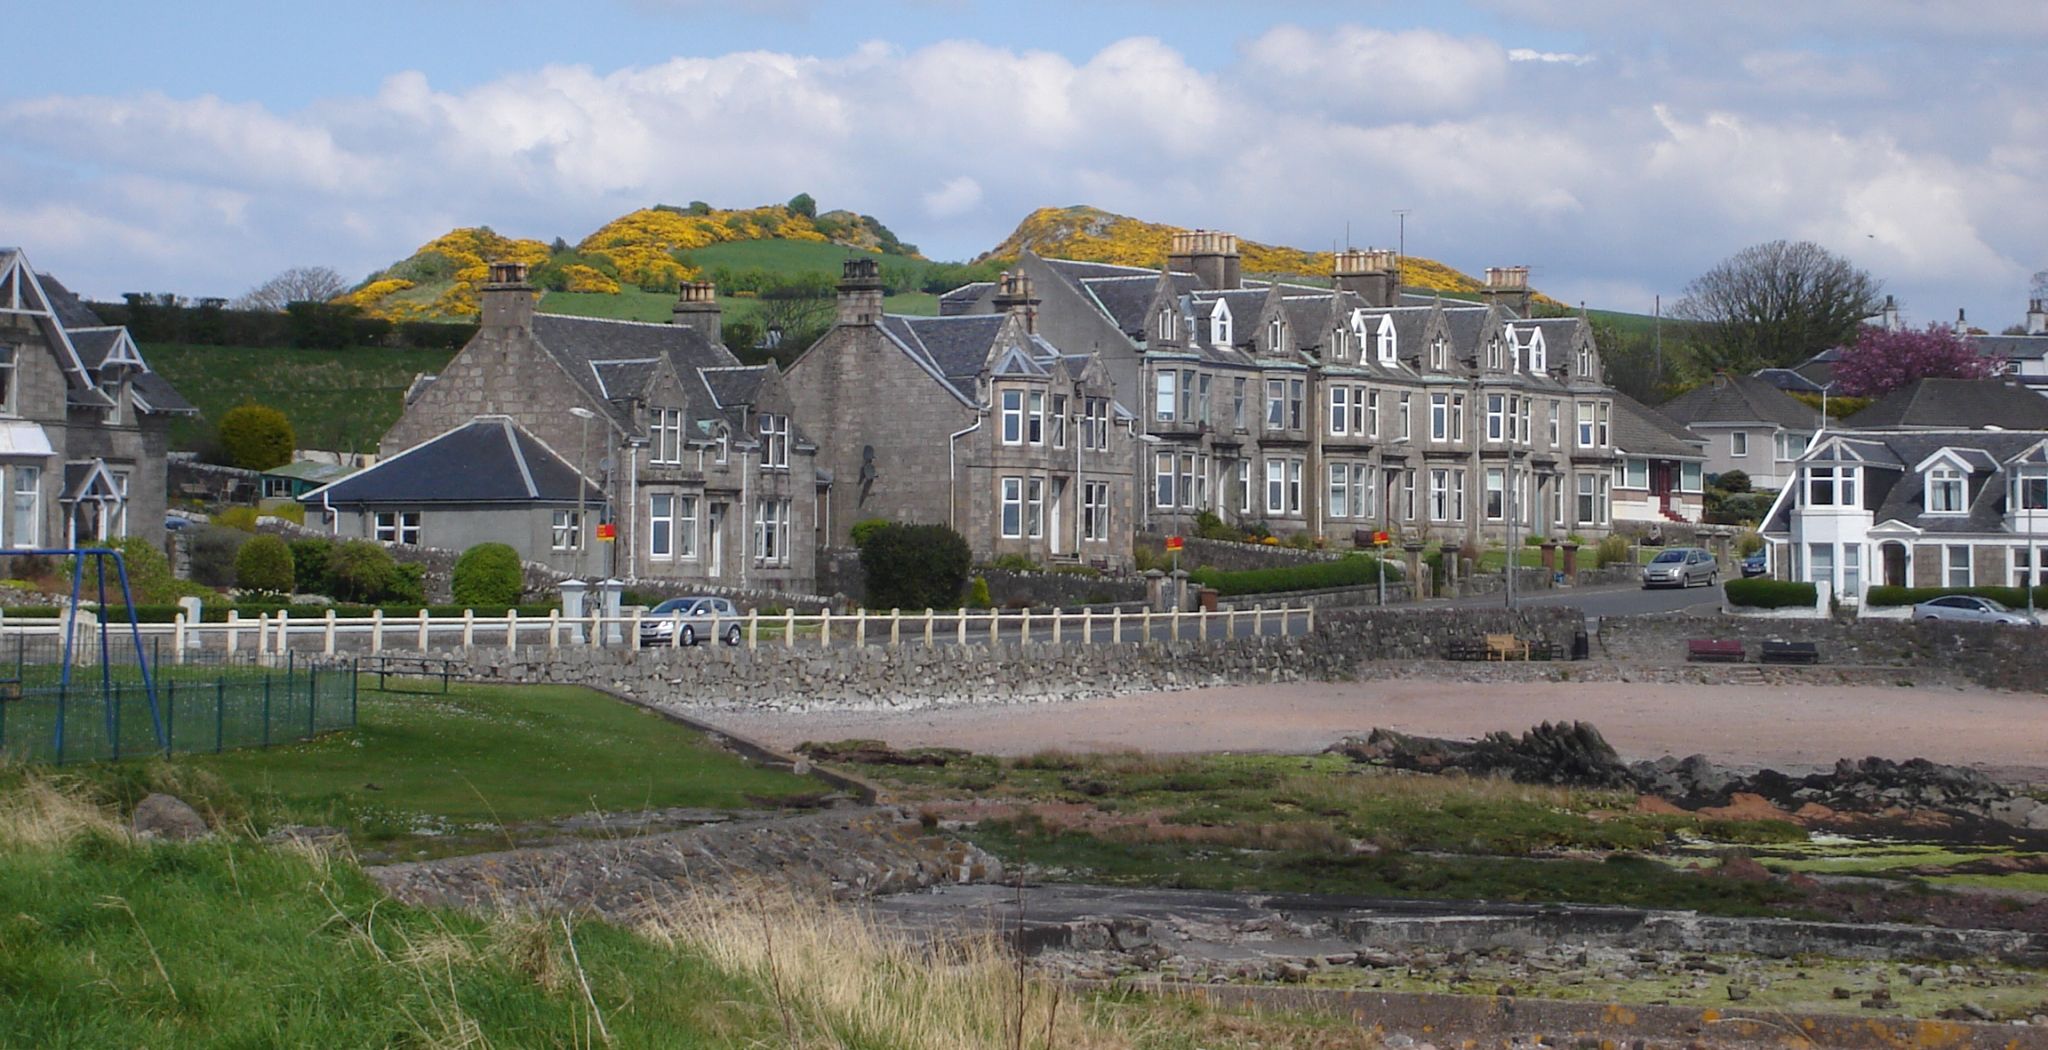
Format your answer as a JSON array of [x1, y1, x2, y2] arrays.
[[131, 793, 209, 841]]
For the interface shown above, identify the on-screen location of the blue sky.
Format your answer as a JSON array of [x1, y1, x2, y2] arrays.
[[6, 1, 2046, 329]]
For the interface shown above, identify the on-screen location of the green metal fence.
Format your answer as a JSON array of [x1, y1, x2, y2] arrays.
[[0, 653, 357, 765]]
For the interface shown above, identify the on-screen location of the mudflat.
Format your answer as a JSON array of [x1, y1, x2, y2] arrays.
[[710, 679, 2048, 782]]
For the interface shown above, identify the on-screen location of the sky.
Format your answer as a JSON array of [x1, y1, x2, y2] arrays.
[[5, 0, 2047, 329]]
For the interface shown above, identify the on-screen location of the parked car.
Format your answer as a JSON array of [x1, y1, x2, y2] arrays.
[[1740, 551, 1768, 578], [637, 596, 743, 647], [1912, 595, 2039, 627], [1641, 547, 1718, 589]]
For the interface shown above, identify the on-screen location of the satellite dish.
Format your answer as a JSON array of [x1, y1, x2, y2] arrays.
[[598, 456, 615, 473]]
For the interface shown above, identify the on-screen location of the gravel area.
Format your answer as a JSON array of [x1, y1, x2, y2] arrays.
[[709, 678, 2048, 784]]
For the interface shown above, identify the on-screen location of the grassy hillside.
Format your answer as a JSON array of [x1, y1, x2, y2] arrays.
[[342, 200, 920, 324], [987, 205, 1563, 305], [144, 343, 454, 454]]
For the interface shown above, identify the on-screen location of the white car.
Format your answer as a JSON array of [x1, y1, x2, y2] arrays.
[[1912, 595, 2038, 627], [638, 596, 743, 647]]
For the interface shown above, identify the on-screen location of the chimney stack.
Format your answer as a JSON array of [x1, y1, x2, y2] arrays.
[[1166, 229, 1241, 291], [1480, 266, 1532, 316], [481, 260, 536, 331], [1333, 248, 1401, 308], [836, 257, 884, 327], [991, 270, 1040, 334], [671, 280, 722, 344], [2027, 297, 2047, 336]]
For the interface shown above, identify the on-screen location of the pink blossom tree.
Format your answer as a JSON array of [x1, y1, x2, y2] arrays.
[[1829, 323, 1994, 397]]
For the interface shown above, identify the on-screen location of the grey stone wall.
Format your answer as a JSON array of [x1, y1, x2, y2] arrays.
[[1594, 614, 2042, 690], [451, 606, 1585, 713], [1138, 533, 1350, 572], [816, 545, 1146, 610]]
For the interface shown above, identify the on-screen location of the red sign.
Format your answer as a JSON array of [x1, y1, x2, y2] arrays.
[[1165, 535, 1184, 551], [1372, 530, 1392, 547], [596, 522, 617, 542]]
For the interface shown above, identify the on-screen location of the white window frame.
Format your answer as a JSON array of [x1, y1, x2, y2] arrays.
[[1286, 459, 1303, 514], [759, 413, 789, 468], [1328, 463, 1349, 519], [1266, 379, 1285, 431], [1430, 393, 1449, 441], [1050, 393, 1068, 449], [1330, 386, 1349, 436], [1366, 390, 1380, 438], [1266, 459, 1285, 515], [678, 496, 698, 559], [552, 510, 581, 552], [1002, 389, 1025, 444], [1926, 466, 1966, 515], [1082, 481, 1110, 542], [1577, 404, 1594, 448], [1625, 458, 1649, 490], [649, 494, 675, 559], [1002, 476, 1025, 537], [1485, 468, 1506, 521], [1946, 544, 1972, 588], [12, 466, 40, 547], [1429, 469, 1450, 522], [1027, 477, 1045, 538], [1487, 394, 1505, 441], [753, 498, 790, 566], [1731, 431, 1749, 457], [1680, 461, 1703, 493], [375, 511, 421, 546], [1154, 371, 1176, 422], [1237, 459, 1251, 514], [1154, 452, 1174, 510], [1028, 390, 1045, 446]]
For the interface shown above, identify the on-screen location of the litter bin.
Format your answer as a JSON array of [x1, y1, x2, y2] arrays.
[[1571, 628, 1590, 661], [1199, 587, 1219, 612]]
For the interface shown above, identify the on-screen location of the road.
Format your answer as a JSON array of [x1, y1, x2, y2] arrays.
[[1425, 580, 1725, 619]]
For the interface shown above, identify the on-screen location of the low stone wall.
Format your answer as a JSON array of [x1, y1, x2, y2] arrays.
[[1138, 533, 1348, 572], [453, 606, 1586, 713], [1595, 614, 2042, 689]]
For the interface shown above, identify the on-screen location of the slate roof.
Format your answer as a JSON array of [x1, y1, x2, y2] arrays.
[[1076, 275, 1162, 334], [1844, 379, 2048, 430], [1659, 374, 1818, 429], [34, 273, 106, 329], [699, 365, 770, 409], [880, 314, 1008, 401], [1968, 334, 2048, 362], [530, 313, 741, 428], [1754, 367, 1827, 394], [587, 359, 658, 400], [1609, 394, 1705, 459], [1043, 259, 1160, 282], [1761, 428, 2048, 536], [304, 417, 602, 507], [263, 460, 354, 484]]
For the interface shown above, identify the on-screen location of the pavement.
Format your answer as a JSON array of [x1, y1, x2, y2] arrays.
[[1423, 579, 1726, 618]]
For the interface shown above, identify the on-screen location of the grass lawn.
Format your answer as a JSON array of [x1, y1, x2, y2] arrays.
[[143, 343, 455, 453], [41, 681, 823, 858]]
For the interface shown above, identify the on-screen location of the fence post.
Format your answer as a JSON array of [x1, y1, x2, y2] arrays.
[[1050, 607, 1062, 645], [889, 609, 901, 646], [1228, 605, 1238, 638], [506, 610, 519, 653], [1305, 603, 1316, 632], [461, 609, 475, 653], [988, 608, 999, 645], [547, 610, 560, 652], [371, 609, 385, 655], [417, 610, 430, 653], [748, 610, 759, 650], [276, 610, 290, 659], [784, 608, 795, 649], [923, 608, 934, 647], [820, 609, 831, 647], [324, 610, 337, 657], [631, 608, 646, 649], [956, 608, 967, 646], [1020, 608, 1031, 645], [226, 610, 240, 656], [1112, 607, 1122, 644], [1080, 607, 1092, 645], [1171, 606, 1181, 642], [215, 679, 225, 753], [173, 613, 187, 663], [855, 610, 867, 648], [254, 613, 267, 661], [1254, 604, 1265, 636], [1142, 606, 1153, 642]]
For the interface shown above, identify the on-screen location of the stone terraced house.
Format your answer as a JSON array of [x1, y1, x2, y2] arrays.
[[785, 260, 1140, 569], [0, 247, 194, 551], [940, 232, 1621, 549], [361, 264, 820, 593]]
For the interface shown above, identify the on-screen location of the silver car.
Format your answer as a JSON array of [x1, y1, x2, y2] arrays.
[[1641, 547, 1718, 589], [638, 596, 743, 647], [1912, 595, 2038, 627]]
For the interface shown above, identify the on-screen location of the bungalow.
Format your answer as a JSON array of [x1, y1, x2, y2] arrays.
[[1608, 394, 1707, 525], [1658, 373, 1820, 491]]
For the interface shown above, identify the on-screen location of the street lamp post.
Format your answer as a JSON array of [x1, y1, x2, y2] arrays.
[[569, 406, 597, 578]]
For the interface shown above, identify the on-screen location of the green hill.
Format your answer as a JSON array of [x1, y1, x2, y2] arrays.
[[145, 343, 456, 454]]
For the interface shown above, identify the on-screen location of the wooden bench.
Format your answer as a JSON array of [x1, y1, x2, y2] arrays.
[[1760, 640, 1819, 665], [1485, 633, 1531, 661], [1685, 638, 1746, 663], [361, 655, 459, 693]]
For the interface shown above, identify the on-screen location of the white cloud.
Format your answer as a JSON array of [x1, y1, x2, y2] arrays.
[[3, 16, 2045, 324], [923, 175, 982, 219]]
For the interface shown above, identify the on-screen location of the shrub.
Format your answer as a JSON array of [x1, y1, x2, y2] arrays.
[[215, 404, 295, 470], [965, 576, 993, 610], [1192, 511, 1240, 542], [266, 502, 306, 526], [1723, 578, 1817, 609], [847, 518, 891, 549], [985, 553, 1040, 573], [288, 538, 333, 595], [327, 540, 424, 604], [1189, 553, 1401, 597], [62, 538, 181, 605], [1734, 530, 1764, 557], [1864, 585, 2048, 609], [187, 526, 246, 588], [212, 506, 260, 532], [1593, 534, 1631, 567], [233, 534, 294, 595], [1716, 470, 1752, 494], [452, 543, 524, 607], [858, 523, 971, 611]]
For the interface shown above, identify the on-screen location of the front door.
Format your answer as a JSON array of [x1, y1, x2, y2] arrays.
[[708, 502, 727, 578], [1650, 461, 1675, 512], [1882, 542, 1907, 587]]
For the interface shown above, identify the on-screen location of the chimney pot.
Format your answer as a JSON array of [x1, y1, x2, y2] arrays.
[[481, 259, 535, 329], [671, 280, 722, 343], [836, 257, 885, 326]]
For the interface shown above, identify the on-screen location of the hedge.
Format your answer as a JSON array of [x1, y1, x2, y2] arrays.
[[1722, 578, 1817, 609], [1189, 554, 1401, 597], [1864, 585, 2048, 609]]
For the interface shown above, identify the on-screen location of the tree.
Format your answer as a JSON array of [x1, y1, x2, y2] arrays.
[[1589, 319, 1679, 405], [234, 534, 295, 595], [786, 192, 817, 218], [215, 404, 295, 470], [1830, 323, 1994, 397], [452, 543, 524, 607], [857, 523, 970, 611], [233, 266, 349, 312], [1672, 240, 1882, 374]]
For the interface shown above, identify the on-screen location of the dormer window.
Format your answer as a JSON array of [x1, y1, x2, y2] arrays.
[[0, 345, 15, 416], [1331, 327, 1348, 361], [1268, 317, 1286, 355], [1528, 331, 1547, 372], [759, 412, 789, 469], [1376, 318, 1398, 367], [1212, 302, 1232, 346], [1486, 337, 1502, 371], [2016, 471, 2048, 511], [1156, 309, 1176, 342], [1805, 466, 1858, 508], [1429, 337, 1447, 372], [1576, 345, 1592, 378], [652, 407, 684, 464], [1926, 466, 1966, 514]]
